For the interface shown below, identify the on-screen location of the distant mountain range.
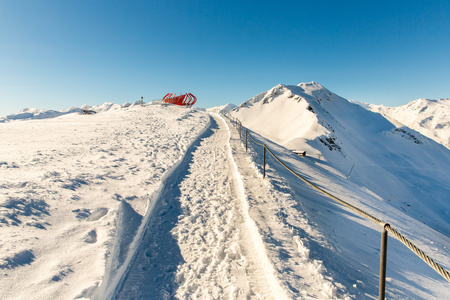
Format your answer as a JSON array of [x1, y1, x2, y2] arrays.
[[352, 98, 450, 149], [206, 103, 236, 115], [0, 101, 146, 123]]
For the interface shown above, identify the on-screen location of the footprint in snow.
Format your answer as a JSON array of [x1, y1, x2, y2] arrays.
[[84, 230, 97, 244], [0, 249, 35, 269], [87, 208, 108, 221], [50, 267, 73, 282], [72, 208, 90, 220]]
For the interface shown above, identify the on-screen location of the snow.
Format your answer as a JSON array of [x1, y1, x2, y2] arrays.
[[354, 98, 450, 149], [231, 82, 450, 298], [1, 89, 449, 300], [0, 107, 82, 122], [206, 103, 237, 115], [0, 100, 145, 123], [231, 82, 450, 237], [0, 104, 209, 299]]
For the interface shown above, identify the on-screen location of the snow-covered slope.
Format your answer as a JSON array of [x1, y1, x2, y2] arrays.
[[230, 82, 450, 298], [231, 82, 450, 237], [356, 98, 450, 149]]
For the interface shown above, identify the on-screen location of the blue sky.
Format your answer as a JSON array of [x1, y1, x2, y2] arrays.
[[1, 0, 449, 116]]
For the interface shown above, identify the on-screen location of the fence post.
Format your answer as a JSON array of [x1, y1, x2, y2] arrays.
[[246, 130, 248, 152], [347, 164, 355, 180], [379, 225, 388, 300], [263, 146, 266, 179], [239, 123, 242, 140]]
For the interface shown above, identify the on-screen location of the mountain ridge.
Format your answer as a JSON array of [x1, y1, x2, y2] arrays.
[[231, 82, 450, 237]]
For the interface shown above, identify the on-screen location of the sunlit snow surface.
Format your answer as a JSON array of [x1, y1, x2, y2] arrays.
[[232, 82, 450, 237], [0, 104, 209, 299], [1, 94, 449, 299], [231, 82, 450, 298]]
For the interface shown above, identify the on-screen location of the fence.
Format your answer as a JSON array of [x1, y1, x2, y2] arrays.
[[227, 115, 450, 300]]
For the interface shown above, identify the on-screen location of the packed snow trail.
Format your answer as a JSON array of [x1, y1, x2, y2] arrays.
[[114, 114, 288, 299]]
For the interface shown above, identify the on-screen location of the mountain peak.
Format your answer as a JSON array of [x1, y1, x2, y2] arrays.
[[297, 81, 326, 91]]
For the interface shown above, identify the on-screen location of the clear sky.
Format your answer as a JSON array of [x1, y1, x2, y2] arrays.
[[1, 0, 449, 116]]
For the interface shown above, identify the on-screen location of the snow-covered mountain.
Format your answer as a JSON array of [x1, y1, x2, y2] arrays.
[[206, 103, 237, 115], [231, 82, 450, 237], [354, 98, 450, 149], [0, 101, 145, 123]]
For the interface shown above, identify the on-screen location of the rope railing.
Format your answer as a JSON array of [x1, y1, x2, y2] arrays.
[[384, 224, 450, 282], [225, 114, 450, 299]]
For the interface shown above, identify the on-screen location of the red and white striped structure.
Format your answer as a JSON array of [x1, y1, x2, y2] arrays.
[[162, 93, 197, 108]]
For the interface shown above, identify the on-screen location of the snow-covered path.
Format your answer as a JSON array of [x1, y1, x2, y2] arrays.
[[114, 114, 288, 299]]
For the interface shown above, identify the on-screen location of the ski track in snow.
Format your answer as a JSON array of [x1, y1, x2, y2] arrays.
[[114, 115, 281, 299]]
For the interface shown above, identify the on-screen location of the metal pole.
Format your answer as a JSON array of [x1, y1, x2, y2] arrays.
[[347, 164, 355, 180], [246, 130, 248, 152], [263, 146, 266, 179], [239, 123, 242, 140], [379, 226, 388, 300]]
